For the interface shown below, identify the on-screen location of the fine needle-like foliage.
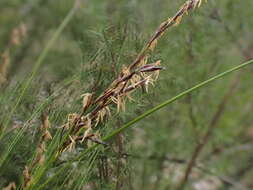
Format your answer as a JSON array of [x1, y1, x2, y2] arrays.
[[0, 0, 253, 189]]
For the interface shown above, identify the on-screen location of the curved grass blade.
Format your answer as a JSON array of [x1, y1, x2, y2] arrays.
[[0, 0, 80, 140], [101, 59, 253, 142], [37, 59, 253, 189]]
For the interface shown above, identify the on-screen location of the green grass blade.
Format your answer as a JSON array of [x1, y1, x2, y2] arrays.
[[79, 59, 253, 158], [0, 0, 79, 139], [0, 0, 79, 171], [102, 59, 253, 141]]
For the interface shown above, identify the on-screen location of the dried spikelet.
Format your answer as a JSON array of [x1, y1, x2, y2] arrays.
[[23, 166, 31, 188], [194, 0, 206, 8], [111, 65, 131, 87], [79, 116, 92, 141], [0, 23, 27, 85], [81, 93, 93, 112], [139, 56, 148, 67], [41, 114, 52, 141], [38, 154, 45, 165], [140, 71, 148, 80], [125, 91, 135, 102], [3, 182, 16, 190], [190, 0, 205, 9], [148, 39, 158, 51], [143, 75, 156, 92], [65, 113, 79, 129], [111, 95, 126, 112], [130, 73, 142, 86], [0, 50, 10, 84], [121, 65, 130, 76], [37, 143, 46, 154], [42, 130, 52, 141], [11, 23, 27, 45], [174, 15, 183, 26], [68, 113, 80, 123], [22, 114, 52, 188], [160, 21, 167, 28], [104, 106, 111, 117], [153, 60, 162, 80], [197, 0, 202, 7], [80, 115, 91, 126], [98, 107, 108, 122], [123, 77, 147, 94], [67, 135, 77, 152], [41, 115, 50, 130], [198, 0, 207, 7], [81, 126, 92, 142], [115, 82, 126, 94]]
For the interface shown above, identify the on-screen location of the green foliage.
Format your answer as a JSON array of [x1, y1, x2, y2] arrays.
[[0, 0, 253, 189]]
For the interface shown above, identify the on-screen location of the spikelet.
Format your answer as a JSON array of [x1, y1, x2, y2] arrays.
[[111, 95, 126, 112], [11, 23, 27, 46], [68, 135, 77, 151], [174, 15, 183, 26], [81, 116, 92, 142], [23, 166, 31, 188], [121, 65, 130, 76], [196, 0, 207, 8], [0, 50, 10, 84], [139, 56, 148, 67], [41, 114, 52, 141], [130, 73, 142, 86], [144, 76, 155, 92], [94, 106, 111, 126], [148, 39, 158, 51], [65, 113, 79, 130], [81, 93, 93, 112], [154, 60, 162, 80]]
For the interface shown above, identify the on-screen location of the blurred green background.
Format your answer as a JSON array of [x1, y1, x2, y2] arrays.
[[0, 0, 253, 189]]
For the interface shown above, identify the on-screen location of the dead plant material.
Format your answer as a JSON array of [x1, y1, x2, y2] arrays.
[[0, 50, 10, 84], [0, 23, 27, 84], [22, 113, 52, 188]]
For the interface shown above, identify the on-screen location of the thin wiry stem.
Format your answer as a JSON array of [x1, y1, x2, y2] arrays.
[[129, 0, 204, 70]]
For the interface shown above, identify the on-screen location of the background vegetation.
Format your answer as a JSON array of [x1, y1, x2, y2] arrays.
[[0, 0, 252, 189]]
